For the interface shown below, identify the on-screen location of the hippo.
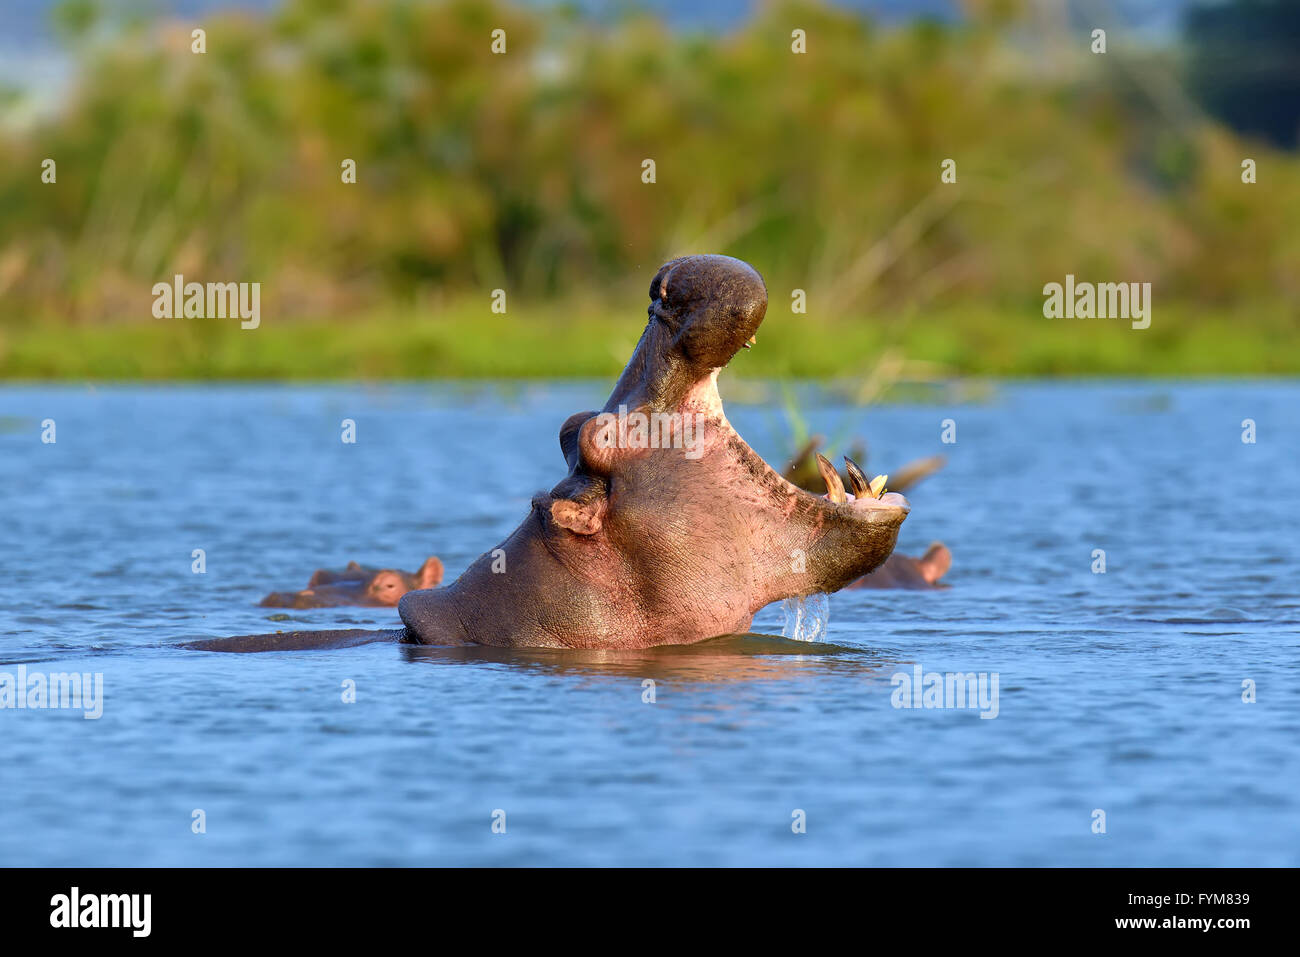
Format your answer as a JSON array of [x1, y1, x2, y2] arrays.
[[395, 255, 913, 649], [850, 543, 951, 590], [193, 255, 918, 653], [258, 557, 444, 608]]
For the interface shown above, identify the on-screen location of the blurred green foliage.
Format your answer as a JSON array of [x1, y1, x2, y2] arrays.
[[0, 0, 1296, 377]]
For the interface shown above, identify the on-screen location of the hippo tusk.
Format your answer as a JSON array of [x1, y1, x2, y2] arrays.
[[846, 455, 888, 499], [816, 453, 847, 504], [843, 455, 870, 497]]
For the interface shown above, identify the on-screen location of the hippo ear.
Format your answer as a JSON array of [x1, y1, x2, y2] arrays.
[[919, 543, 951, 584], [562, 411, 638, 476], [559, 411, 597, 470], [414, 556, 444, 589], [575, 413, 633, 475], [550, 496, 605, 536]]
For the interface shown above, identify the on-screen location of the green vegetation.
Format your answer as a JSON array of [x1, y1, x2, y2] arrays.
[[1, 0, 1296, 380], [3, 299, 1293, 380]]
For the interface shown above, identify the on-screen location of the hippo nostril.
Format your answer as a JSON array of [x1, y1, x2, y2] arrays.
[[657, 256, 767, 369]]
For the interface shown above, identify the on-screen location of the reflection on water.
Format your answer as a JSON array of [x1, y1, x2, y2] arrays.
[[402, 632, 888, 684], [0, 382, 1297, 866]]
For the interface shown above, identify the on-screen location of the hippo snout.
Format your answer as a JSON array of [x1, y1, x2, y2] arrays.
[[649, 255, 767, 370]]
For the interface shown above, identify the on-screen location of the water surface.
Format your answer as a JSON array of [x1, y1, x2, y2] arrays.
[[1, 382, 1296, 865]]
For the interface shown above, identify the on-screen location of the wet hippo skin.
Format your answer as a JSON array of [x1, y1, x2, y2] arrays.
[[193, 255, 927, 653]]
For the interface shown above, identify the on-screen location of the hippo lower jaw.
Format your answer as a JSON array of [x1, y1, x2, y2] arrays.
[[726, 429, 912, 612], [399, 254, 910, 650]]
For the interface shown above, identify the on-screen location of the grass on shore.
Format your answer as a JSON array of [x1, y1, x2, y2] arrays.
[[0, 300, 1294, 381]]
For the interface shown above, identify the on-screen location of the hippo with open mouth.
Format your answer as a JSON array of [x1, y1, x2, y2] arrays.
[[396, 254, 909, 649], [194, 255, 914, 653]]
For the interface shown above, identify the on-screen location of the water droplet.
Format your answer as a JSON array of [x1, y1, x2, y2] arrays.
[[781, 592, 829, 642]]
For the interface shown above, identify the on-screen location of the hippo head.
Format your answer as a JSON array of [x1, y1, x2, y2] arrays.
[[260, 557, 444, 609], [400, 255, 909, 649]]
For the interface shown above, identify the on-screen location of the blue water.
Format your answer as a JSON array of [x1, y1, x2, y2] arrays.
[[1, 381, 1297, 866]]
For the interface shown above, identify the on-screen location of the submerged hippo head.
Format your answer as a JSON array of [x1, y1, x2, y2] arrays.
[[400, 254, 909, 649], [260, 557, 444, 609]]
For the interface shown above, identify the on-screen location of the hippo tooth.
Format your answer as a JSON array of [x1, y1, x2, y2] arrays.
[[869, 474, 888, 498], [843, 455, 870, 497], [816, 453, 847, 504]]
